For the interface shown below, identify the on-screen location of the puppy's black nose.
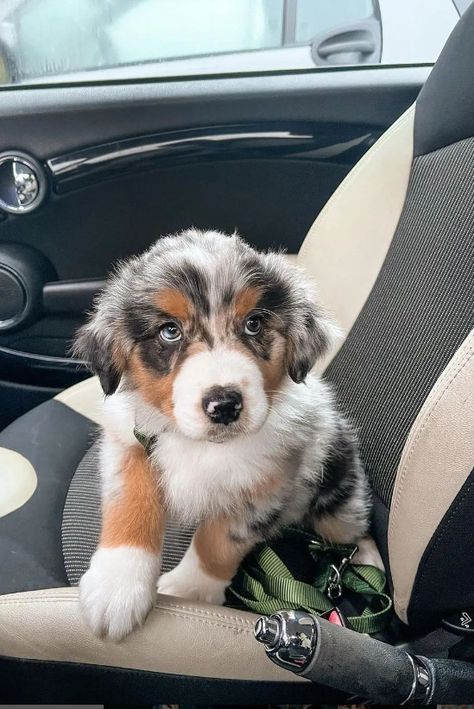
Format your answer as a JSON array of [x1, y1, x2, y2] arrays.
[[202, 387, 243, 425]]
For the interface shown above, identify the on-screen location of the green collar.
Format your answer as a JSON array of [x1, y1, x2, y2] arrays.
[[133, 427, 156, 455]]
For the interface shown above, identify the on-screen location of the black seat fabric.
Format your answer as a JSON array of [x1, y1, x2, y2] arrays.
[[0, 399, 97, 594], [0, 393, 195, 596]]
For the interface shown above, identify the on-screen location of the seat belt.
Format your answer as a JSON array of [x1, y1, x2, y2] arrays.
[[228, 528, 392, 634]]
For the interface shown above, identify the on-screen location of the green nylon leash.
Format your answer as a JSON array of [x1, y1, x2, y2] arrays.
[[228, 528, 392, 634]]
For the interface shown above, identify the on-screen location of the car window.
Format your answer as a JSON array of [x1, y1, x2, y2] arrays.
[[453, 0, 473, 13], [295, 0, 373, 43], [0, 0, 461, 86], [106, 0, 284, 66]]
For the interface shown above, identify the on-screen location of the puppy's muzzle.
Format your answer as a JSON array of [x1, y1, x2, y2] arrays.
[[202, 386, 243, 426]]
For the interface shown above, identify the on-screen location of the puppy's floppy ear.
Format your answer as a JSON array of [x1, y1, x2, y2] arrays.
[[286, 295, 339, 384], [72, 318, 125, 396]]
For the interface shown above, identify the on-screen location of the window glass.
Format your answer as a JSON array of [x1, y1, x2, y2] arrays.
[[295, 0, 373, 43], [453, 0, 473, 13], [0, 0, 461, 86], [107, 0, 284, 64]]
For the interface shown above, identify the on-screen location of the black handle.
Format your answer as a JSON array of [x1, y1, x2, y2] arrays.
[[42, 278, 105, 315]]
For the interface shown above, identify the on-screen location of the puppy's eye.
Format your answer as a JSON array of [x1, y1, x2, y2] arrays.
[[244, 316, 262, 336], [159, 322, 182, 343]]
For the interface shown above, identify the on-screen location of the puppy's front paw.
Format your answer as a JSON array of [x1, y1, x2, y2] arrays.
[[79, 546, 159, 641], [157, 563, 227, 605]]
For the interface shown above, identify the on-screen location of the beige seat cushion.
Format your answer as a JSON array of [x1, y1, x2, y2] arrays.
[[298, 105, 415, 372], [0, 588, 306, 682]]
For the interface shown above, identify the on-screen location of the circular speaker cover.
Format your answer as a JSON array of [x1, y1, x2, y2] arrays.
[[0, 266, 26, 326]]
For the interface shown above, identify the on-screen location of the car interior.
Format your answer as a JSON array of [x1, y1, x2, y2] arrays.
[[0, 0, 473, 705]]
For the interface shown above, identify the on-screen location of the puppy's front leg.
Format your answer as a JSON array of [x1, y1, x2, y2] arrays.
[[80, 439, 164, 640], [158, 517, 251, 605]]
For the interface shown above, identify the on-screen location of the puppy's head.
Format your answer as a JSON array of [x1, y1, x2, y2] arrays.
[[74, 230, 337, 442]]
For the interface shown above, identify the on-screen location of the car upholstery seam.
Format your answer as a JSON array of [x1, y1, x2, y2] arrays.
[[155, 602, 254, 624], [150, 609, 252, 632], [0, 597, 253, 625], [0, 600, 254, 632]]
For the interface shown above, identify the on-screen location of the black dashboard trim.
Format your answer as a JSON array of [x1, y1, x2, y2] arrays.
[[47, 122, 379, 193]]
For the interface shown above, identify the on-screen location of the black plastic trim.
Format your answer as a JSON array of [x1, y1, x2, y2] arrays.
[[43, 278, 105, 314], [48, 122, 379, 193], [0, 655, 345, 703], [0, 344, 88, 387], [0, 66, 427, 163]]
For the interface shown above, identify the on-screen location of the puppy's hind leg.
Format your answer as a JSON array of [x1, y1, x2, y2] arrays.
[[158, 516, 254, 604], [311, 444, 385, 573], [352, 534, 384, 570], [311, 419, 384, 572], [313, 502, 384, 572]]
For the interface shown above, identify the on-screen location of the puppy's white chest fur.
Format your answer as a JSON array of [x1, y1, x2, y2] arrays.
[[154, 425, 284, 522], [107, 376, 338, 524]]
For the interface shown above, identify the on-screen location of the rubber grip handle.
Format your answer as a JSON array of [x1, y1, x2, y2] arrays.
[[423, 656, 474, 703], [300, 616, 415, 703]]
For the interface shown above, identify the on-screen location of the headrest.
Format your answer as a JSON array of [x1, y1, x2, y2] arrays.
[[415, 3, 474, 156]]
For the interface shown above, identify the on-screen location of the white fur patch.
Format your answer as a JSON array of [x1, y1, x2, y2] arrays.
[[155, 375, 338, 523], [79, 546, 160, 641], [102, 391, 137, 447], [157, 541, 228, 605], [172, 345, 268, 440], [353, 535, 385, 571]]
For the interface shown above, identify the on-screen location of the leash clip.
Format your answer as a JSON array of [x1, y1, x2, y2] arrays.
[[327, 545, 358, 601]]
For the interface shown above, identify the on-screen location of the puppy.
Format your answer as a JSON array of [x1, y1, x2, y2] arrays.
[[74, 229, 382, 641]]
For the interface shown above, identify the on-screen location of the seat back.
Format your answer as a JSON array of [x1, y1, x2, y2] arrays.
[[299, 5, 474, 630]]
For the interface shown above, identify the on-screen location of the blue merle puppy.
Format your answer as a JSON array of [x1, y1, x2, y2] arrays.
[[74, 229, 382, 641]]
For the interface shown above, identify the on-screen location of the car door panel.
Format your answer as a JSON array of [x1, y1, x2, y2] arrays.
[[0, 67, 427, 427]]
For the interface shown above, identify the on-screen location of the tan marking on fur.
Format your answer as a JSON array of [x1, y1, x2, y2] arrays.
[[128, 351, 176, 417], [155, 288, 192, 321], [194, 517, 252, 581], [186, 341, 209, 358], [101, 444, 164, 552], [262, 333, 287, 396], [234, 286, 262, 320], [261, 356, 286, 396], [110, 342, 126, 380], [227, 335, 286, 401], [128, 342, 207, 418]]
